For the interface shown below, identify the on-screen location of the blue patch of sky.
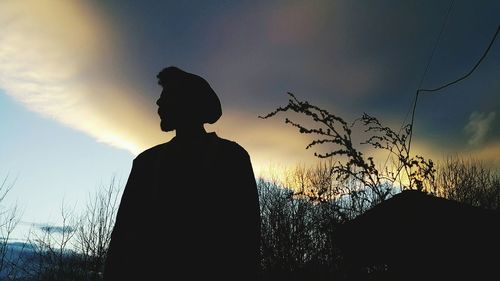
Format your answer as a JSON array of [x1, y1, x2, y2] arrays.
[[0, 91, 132, 234]]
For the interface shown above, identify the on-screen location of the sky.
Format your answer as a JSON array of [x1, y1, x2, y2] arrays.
[[0, 0, 499, 241]]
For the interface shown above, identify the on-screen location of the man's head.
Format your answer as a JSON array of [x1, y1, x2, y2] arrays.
[[156, 66, 222, 132]]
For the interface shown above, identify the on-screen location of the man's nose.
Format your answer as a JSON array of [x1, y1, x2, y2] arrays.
[[156, 98, 161, 106]]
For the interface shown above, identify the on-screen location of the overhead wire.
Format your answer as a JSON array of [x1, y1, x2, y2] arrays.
[[407, 24, 500, 155], [381, 0, 455, 171]]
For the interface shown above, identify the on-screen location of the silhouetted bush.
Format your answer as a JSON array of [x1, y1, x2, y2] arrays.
[[75, 178, 119, 280], [0, 176, 20, 280], [257, 163, 384, 281], [0, 179, 119, 281], [260, 93, 436, 199], [435, 156, 500, 209]]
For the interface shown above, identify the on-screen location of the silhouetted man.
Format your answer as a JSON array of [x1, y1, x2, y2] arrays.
[[104, 67, 261, 280]]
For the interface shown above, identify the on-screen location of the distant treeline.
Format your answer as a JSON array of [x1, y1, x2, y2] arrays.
[[1, 156, 498, 281]]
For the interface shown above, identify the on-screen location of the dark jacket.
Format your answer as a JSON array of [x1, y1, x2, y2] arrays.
[[104, 133, 261, 280]]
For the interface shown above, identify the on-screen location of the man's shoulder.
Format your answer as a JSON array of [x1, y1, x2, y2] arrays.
[[212, 135, 250, 158], [133, 134, 250, 160], [134, 140, 174, 162]]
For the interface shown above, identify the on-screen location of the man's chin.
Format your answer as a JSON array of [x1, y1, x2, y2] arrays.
[[160, 121, 175, 132]]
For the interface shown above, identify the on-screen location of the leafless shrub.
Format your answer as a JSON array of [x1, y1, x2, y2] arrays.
[[26, 201, 80, 281], [16, 178, 119, 281], [0, 175, 20, 279], [435, 156, 500, 209], [75, 177, 120, 279], [260, 93, 436, 206], [258, 164, 365, 281]]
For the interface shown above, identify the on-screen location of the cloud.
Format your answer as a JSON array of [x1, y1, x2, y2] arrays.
[[0, 0, 354, 178], [18, 221, 76, 235], [266, 1, 325, 45], [0, 0, 322, 179], [468, 141, 500, 169], [464, 111, 496, 146], [39, 224, 75, 235], [0, 0, 164, 155], [1, 0, 497, 179], [201, 0, 383, 107]]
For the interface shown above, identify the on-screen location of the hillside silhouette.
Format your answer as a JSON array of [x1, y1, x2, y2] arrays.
[[337, 190, 500, 280]]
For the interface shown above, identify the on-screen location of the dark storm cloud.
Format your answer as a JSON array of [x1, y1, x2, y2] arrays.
[[99, 0, 498, 111], [93, 0, 499, 167], [4, 0, 497, 173]]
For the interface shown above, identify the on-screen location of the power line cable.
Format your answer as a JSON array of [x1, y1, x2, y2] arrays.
[[407, 24, 500, 156], [382, 0, 455, 171]]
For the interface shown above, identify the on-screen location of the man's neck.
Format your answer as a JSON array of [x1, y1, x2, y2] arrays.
[[175, 125, 207, 140]]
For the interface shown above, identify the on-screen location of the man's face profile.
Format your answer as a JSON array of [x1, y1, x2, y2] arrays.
[[155, 66, 223, 133], [156, 86, 177, 132], [157, 84, 198, 132]]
